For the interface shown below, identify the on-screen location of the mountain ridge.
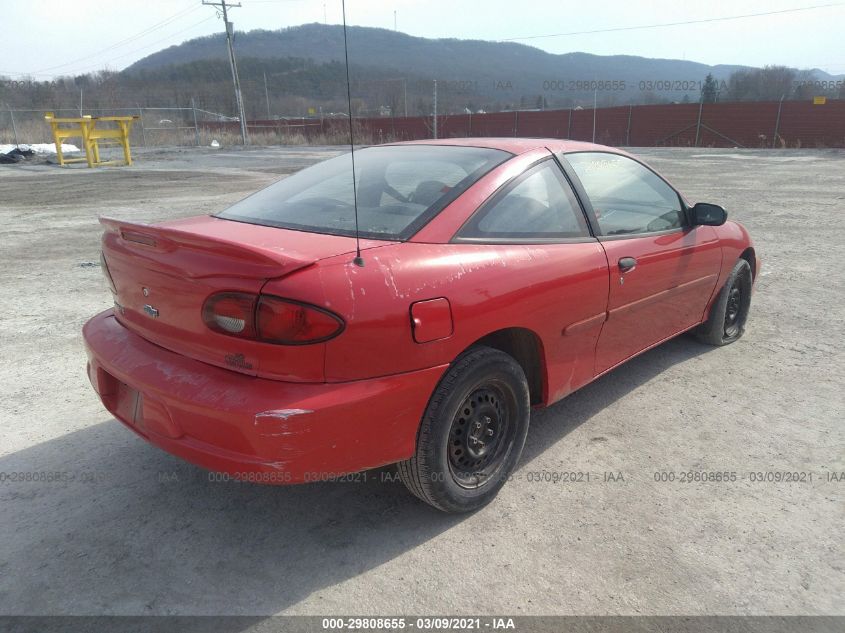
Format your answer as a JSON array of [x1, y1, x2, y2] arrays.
[[126, 22, 843, 85], [120, 23, 843, 115]]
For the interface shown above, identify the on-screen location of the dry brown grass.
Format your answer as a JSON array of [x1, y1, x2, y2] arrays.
[[3, 119, 831, 151], [0, 114, 398, 149], [0, 119, 52, 145]]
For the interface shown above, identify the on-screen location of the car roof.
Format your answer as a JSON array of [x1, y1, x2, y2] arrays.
[[388, 137, 619, 155]]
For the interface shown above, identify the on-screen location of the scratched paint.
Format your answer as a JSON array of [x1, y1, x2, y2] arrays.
[[254, 409, 314, 423]]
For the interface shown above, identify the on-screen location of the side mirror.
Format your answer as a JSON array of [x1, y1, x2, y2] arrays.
[[689, 202, 727, 226]]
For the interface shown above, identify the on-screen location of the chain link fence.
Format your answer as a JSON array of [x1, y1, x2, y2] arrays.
[[0, 106, 205, 148], [2, 99, 843, 150], [0, 106, 359, 148]]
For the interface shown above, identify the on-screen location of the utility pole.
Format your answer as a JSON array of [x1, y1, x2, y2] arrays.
[[433, 79, 438, 139], [772, 94, 785, 149], [263, 71, 271, 119], [694, 94, 704, 148], [203, 0, 248, 144], [9, 108, 20, 148]]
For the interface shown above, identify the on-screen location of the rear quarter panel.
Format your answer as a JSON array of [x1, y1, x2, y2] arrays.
[[269, 241, 610, 404]]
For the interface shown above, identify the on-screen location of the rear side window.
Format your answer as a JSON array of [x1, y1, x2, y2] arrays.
[[382, 160, 470, 207], [216, 145, 511, 240], [457, 160, 590, 240], [566, 152, 684, 235]]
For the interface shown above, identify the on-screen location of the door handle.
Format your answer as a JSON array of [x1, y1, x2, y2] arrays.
[[618, 257, 637, 273]]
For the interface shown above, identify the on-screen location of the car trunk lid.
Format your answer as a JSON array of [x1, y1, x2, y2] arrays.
[[100, 215, 379, 380]]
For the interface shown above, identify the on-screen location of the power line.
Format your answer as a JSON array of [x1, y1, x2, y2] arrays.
[[27, 3, 201, 74], [4, 14, 217, 79], [84, 16, 216, 67], [500, 2, 845, 41]]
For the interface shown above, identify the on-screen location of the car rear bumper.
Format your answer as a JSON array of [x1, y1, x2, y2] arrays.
[[83, 311, 446, 483]]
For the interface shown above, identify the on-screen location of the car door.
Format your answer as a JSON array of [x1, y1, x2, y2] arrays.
[[560, 151, 722, 375], [453, 156, 609, 402]]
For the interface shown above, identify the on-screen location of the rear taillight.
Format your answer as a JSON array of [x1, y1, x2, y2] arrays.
[[257, 296, 345, 343], [202, 292, 344, 345], [202, 292, 257, 338]]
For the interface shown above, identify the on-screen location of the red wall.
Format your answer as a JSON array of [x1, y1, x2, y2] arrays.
[[206, 100, 845, 148]]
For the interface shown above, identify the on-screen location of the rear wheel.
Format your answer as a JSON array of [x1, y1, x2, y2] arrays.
[[397, 346, 530, 513], [695, 258, 753, 346]]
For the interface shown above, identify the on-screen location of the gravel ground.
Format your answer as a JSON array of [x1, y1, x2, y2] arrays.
[[0, 144, 842, 617]]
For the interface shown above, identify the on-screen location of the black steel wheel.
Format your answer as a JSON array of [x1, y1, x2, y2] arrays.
[[447, 382, 518, 488], [397, 346, 530, 513], [723, 281, 743, 339], [695, 258, 753, 346]]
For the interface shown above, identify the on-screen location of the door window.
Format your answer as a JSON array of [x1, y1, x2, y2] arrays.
[[566, 152, 684, 235], [457, 160, 589, 240]]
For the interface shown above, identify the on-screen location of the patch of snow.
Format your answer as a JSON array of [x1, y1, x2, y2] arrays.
[[0, 143, 81, 155]]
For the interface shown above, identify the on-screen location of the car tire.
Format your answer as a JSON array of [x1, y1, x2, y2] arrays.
[[397, 346, 530, 513], [695, 258, 753, 346]]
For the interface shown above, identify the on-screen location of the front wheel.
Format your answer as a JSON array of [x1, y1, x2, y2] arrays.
[[695, 258, 753, 346], [397, 346, 530, 513]]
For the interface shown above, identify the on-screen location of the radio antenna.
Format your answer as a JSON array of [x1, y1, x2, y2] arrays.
[[342, 0, 364, 267]]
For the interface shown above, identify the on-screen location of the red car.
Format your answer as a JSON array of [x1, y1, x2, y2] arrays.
[[84, 138, 757, 512]]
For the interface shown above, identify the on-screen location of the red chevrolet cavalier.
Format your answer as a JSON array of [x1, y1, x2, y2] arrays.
[[84, 138, 756, 512]]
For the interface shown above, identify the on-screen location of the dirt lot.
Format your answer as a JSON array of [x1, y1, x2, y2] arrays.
[[0, 144, 842, 617]]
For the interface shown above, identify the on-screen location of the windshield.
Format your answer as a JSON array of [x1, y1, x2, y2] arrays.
[[216, 145, 511, 240]]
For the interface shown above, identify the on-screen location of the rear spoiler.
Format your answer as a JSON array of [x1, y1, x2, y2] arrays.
[[99, 217, 316, 280]]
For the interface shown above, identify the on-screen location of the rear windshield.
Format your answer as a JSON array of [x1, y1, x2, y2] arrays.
[[216, 145, 511, 240]]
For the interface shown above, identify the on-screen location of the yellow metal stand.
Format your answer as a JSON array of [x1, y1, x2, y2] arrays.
[[44, 114, 139, 167]]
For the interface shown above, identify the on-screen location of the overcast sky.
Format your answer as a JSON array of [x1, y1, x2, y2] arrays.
[[3, 0, 843, 79]]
